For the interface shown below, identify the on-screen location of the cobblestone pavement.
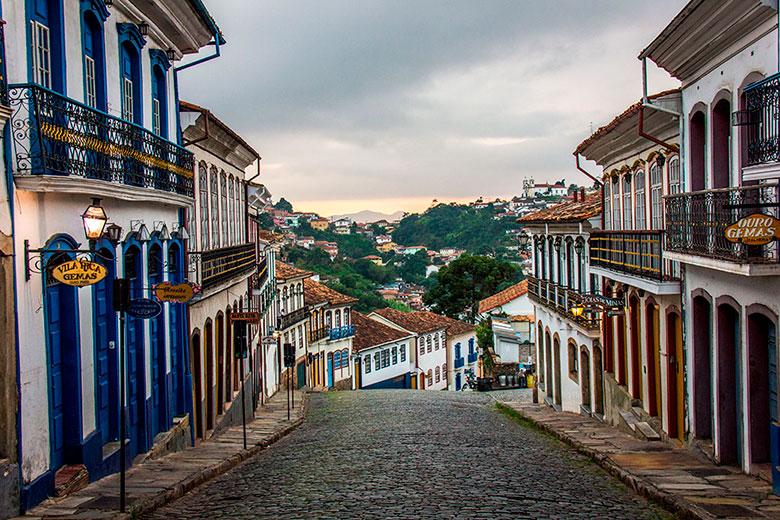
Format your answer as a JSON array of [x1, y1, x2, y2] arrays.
[[145, 390, 667, 519]]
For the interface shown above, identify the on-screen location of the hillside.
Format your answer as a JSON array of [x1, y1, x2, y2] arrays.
[[328, 210, 405, 223]]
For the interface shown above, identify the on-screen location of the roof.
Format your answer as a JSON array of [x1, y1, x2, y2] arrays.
[[352, 312, 411, 352], [517, 191, 601, 224], [372, 308, 445, 334], [303, 278, 357, 307], [478, 281, 529, 314], [414, 311, 475, 337], [509, 315, 535, 322], [180, 101, 260, 160], [256, 229, 284, 243], [275, 260, 312, 281]]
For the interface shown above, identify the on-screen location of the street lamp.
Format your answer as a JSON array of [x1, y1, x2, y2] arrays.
[[570, 304, 584, 317], [82, 198, 108, 248], [518, 232, 530, 248], [104, 223, 123, 243]]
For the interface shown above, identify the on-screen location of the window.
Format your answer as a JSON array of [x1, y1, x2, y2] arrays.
[[427, 369, 433, 385], [364, 355, 371, 373], [400, 344, 406, 362], [341, 349, 348, 368], [31, 20, 52, 89], [623, 175, 632, 230], [334, 350, 341, 369], [291, 328, 296, 348], [381, 349, 390, 368], [210, 167, 219, 247], [375, 353, 381, 371], [84, 56, 96, 108], [604, 182, 611, 230], [220, 172, 228, 245], [612, 177, 620, 231], [199, 164, 209, 250], [228, 177, 235, 245], [151, 64, 167, 137], [635, 169, 646, 229], [442, 362, 446, 375], [419, 339, 424, 356], [391, 347, 398, 364], [326, 311, 332, 328], [650, 162, 663, 229], [668, 157, 681, 195], [435, 366, 441, 383], [434, 335, 439, 350], [566, 240, 574, 289], [426, 336, 432, 353], [344, 308, 350, 325], [455, 343, 461, 359], [122, 77, 133, 121], [335, 310, 341, 328], [440, 331, 445, 345], [468, 338, 475, 353], [568, 342, 579, 381], [239, 182, 246, 242]]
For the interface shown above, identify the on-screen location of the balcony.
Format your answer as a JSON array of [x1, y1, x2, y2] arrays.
[[191, 243, 256, 291], [309, 327, 329, 343], [8, 84, 194, 198], [467, 352, 479, 364], [589, 231, 680, 294], [329, 325, 355, 341], [454, 357, 465, 369], [742, 73, 780, 168], [256, 257, 269, 288], [279, 306, 308, 330], [664, 183, 780, 274], [527, 276, 600, 332]]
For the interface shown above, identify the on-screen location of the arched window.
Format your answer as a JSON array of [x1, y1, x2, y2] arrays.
[[400, 344, 406, 362], [364, 355, 371, 373], [455, 343, 461, 359], [650, 162, 663, 230], [668, 157, 680, 195], [435, 366, 441, 383], [468, 338, 475, 353], [634, 169, 646, 229], [623, 174, 632, 230], [228, 176, 235, 245], [566, 239, 574, 289], [334, 350, 341, 369], [199, 164, 209, 250], [690, 110, 706, 191], [296, 283, 302, 308], [341, 349, 348, 367], [612, 177, 620, 231], [32, 0, 66, 92], [282, 287, 288, 312], [442, 362, 447, 375], [568, 341, 579, 380], [81, 8, 106, 110], [220, 172, 228, 245], [326, 311, 332, 328], [238, 180, 245, 242], [344, 308, 350, 325], [712, 98, 731, 189], [426, 336, 432, 353], [151, 65, 167, 136], [375, 353, 381, 371], [434, 334, 439, 350], [604, 182, 612, 230], [419, 338, 424, 356], [427, 369, 433, 385], [210, 167, 219, 247], [391, 346, 398, 364], [335, 309, 341, 328]]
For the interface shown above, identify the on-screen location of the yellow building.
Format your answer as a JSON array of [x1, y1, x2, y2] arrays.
[[377, 242, 396, 253], [311, 218, 329, 231]]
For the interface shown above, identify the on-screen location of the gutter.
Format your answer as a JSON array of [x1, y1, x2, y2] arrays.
[[174, 30, 222, 145]]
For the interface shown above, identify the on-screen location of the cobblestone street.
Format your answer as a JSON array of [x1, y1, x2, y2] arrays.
[[144, 390, 667, 519]]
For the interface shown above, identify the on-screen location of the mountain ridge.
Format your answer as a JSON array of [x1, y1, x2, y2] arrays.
[[328, 210, 405, 223]]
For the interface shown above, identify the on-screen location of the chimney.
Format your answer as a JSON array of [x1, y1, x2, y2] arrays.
[[573, 190, 579, 203], [580, 188, 585, 200]]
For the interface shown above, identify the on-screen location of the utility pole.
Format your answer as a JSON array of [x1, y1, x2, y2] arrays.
[[113, 279, 130, 513]]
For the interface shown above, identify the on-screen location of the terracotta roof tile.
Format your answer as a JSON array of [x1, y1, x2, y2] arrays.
[[371, 307, 444, 334], [478, 281, 529, 314], [303, 278, 357, 306], [257, 229, 285, 243], [517, 191, 601, 224], [414, 311, 475, 337], [352, 312, 411, 351], [275, 260, 312, 281]]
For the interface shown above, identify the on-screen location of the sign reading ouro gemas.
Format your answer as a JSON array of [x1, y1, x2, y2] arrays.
[[725, 213, 780, 246], [51, 260, 107, 287]]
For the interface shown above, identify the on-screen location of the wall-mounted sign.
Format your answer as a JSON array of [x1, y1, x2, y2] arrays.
[[51, 260, 107, 287], [725, 213, 780, 246], [231, 311, 262, 323], [262, 336, 278, 345], [127, 298, 163, 319], [154, 282, 196, 303]]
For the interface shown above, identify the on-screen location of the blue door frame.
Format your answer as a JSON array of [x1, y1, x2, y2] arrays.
[[124, 244, 146, 457], [148, 242, 167, 439], [327, 353, 334, 387], [93, 245, 118, 446]]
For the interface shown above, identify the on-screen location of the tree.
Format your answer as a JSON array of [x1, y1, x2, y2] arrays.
[[274, 197, 293, 212], [475, 318, 495, 376], [423, 254, 519, 322], [397, 249, 428, 284], [256, 212, 275, 231]]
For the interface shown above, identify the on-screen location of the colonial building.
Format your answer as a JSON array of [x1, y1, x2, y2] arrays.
[[181, 102, 259, 440], [642, 0, 780, 481], [351, 312, 414, 390], [519, 193, 604, 415], [415, 312, 478, 391], [305, 278, 357, 390], [576, 90, 684, 443], [275, 261, 311, 389], [252, 230, 284, 400], [3, 0, 221, 510]]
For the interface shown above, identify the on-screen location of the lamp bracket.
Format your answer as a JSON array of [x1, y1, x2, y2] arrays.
[[24, 239, 115, 281]]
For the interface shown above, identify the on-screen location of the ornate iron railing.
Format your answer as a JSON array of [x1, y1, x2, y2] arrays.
[[190, 243, 256, 291], [279, 306, 308, 330], [255, 257, 269, 288], [309, 327, 329, 343], [742, 73, 780, 166], [467, 352, 479, 364], [8, 84, 194, 196], [329, 324, 355, 340], [590, 230, 679, 281], [454, 357, 465, 369], [527, 276, 600, 331], [665, 183, 780, 263]]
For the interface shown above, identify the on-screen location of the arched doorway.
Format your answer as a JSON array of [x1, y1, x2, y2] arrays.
[[581, 348, 591, 410], [616, 289, 627, 386], [545, 331, 553, 399], [645, 301, 661, 418], [205, 320, 215, 432], [537, 322, 545, 389], [190, 332, 203, 439], [124, 244, 147, 455], [216, 313, 225, 415], [226, 306, 234, 401], [45, 249, 82, 470], [167, 243, 185, 416], [629, 295, 641, 399], [666, 310, 684, 441], [717, 302, 742, 465], [148, 242, 167, 437], [693, 294, 713, 438], [747, 309, 777, 466], [327, 352, 334, 387], [690, 110, 706, 191], [593, 344, 604, 415], [93, 245, 118, 446], [603, 285, 614, 374], [712, 97, 731, 189], [553, 336, 562, 407]]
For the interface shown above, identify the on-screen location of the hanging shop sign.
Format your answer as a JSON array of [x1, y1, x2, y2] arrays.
[[580, 294, 625, 316], [725, 213, 780, 246], [51, 260, 107, 287], [154, 282, 197, 303], [231, 311, 262, 323], [262, 336, 278, 345], [127, 298, 163, 319]]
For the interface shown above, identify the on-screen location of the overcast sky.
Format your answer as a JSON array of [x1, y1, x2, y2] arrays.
[[181, 1, 685, 216]]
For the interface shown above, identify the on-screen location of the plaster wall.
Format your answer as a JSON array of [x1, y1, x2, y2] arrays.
[[416, 330, 447, 390], [358, 339, 412, 388]]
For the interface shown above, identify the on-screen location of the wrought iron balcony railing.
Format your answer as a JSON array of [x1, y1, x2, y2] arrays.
[[467, 352, 479, 364], [8, 84, 194, 197], [190, 243, 256, 291], [590, 230, 679, 282], [454, 357, 465, 369], [329, 324, 355, 341], [278, 306, 308, 330], [665, 183, 780, 263], [527, 276, 600, 331], [741, 73, 780, 166], [255, 257, 269, 288], [309, 327, 329, 343]]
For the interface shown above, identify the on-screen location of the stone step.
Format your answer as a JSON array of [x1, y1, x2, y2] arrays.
[[631, 406, 645, 419], [635, 421, 662, 441], [619, 411, 639, 431]]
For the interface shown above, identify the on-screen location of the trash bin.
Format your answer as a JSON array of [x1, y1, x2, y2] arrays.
[[527, 375, 534, 387], [499, 375, 507, 387], [519, 376, 527, 388]]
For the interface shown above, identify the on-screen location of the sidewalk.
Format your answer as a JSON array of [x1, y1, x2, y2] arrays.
[[501, 402, 780, 519], [18, 389, 306, 520]]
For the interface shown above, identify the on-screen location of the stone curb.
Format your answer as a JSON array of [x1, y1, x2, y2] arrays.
[[502, 404, 711, 520], [123, 393, 307, 520]]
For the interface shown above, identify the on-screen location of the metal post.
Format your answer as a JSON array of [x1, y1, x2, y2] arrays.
[[291, 365, 295, 410], [240, 352, 247, 450], [286, 366, 291, 421], [119, 310, 126, 513]]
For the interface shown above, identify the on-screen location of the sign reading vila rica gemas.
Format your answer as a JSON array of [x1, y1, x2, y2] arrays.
[[725, 213, 780, 246], [51, 260, 107, 287]]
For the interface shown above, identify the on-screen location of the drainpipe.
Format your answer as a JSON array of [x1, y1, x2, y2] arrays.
[[638, 106, 679, 152], [574, 152, 604, 228], [641, 56, 684, 185], [174, 31, 222, 146]]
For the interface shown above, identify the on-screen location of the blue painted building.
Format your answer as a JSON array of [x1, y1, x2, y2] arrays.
[[1, 0, 222, 512]]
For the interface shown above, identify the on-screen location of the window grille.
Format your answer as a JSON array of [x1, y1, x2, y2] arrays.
[[650, 163, 663, 229], [375, 353, 380, 371], [220, 172, 228, 245], [635, 170, 646, 229], [381, 349, 390, 368], [84, 56, 96, 108], [152, 98, 160, 135], [623, 175, 632, 230], [31, 21, 51, 89], [365, 355, 371, 373], [400, 345, 406, 362], [668, 158, 681, 195], [391, 347, 397, 364], [122, 77, 133, 121]]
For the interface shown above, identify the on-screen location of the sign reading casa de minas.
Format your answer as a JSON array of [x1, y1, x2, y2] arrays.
[[51, 260, 107, 287], [725, 213, 780, 246]]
